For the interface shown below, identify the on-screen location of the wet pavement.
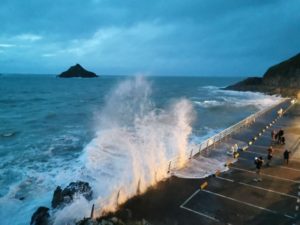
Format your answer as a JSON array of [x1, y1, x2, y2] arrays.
[[118, 99, 300, 225]]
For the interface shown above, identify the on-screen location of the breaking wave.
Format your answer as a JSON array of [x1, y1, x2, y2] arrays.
[[53, 77, 195, 223]]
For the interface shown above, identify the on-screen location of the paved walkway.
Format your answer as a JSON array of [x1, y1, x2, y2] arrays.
[[118, 100, 300, 225]]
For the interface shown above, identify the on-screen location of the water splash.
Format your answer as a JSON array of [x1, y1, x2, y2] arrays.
[[54, 77, 195, 222]]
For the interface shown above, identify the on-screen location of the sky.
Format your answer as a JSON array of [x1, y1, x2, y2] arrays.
[[0, 0, 299, 76]]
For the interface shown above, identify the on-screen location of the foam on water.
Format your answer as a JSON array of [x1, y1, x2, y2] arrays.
[[194, 86, 282, 110]]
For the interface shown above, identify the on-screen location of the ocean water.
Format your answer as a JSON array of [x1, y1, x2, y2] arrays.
[[0, 75, 282, 225]]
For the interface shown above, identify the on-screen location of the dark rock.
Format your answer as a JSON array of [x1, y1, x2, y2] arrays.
[[30, 207, 50, 225], [225, 53, 300, 97], [51, 186, 63, 208], [263, 53, 300, 87], [225, 77, 263, 91], [115, 209, 132, 222], [51, 181, 93, 208], [58, 64, 98, 78]]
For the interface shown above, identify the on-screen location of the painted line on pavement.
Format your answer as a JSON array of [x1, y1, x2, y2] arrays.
[[229, 166, 300, 184], [201, 189, 295, 219], [250, 144, 281, 151], [215, 176, 298, 199], [238, 156, 300, 173], [215, 176, 234, 183], [180, 189, 200, 207], [180, 205, 220, 222], [180, 189, 220, 223]]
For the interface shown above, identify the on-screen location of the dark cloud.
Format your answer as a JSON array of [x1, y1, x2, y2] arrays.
[[0, 0, 299, 75]]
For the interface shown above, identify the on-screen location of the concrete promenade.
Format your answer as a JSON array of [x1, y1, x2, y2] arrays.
[[118, 100, 300, 225]]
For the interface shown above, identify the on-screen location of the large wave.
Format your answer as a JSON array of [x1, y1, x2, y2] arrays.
[[53, 77, 195, 224]]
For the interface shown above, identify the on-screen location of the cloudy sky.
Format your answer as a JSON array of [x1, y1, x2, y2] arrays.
[[0, 0, 299, 76]]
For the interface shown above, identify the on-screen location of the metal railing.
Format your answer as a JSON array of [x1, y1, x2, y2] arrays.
[[94, 98, 294, 215], [167, 98, 291, 172]]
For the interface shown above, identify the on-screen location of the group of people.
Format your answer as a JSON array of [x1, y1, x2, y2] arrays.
[[271, 129, 285, 144], [254, 128, 291, 182]]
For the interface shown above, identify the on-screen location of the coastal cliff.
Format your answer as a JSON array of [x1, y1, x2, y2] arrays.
[[58, 64, 98, 78], [225, 53, 300, 97]]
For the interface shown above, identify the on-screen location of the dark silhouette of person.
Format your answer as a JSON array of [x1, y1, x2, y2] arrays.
[[254, 156, 264, 181], [283, 149, 290, 164]]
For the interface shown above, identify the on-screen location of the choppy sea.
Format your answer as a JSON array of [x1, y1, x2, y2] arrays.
[[0, 75, 281, 225]]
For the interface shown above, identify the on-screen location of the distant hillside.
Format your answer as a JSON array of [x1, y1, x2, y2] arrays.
[[58, 64, 98, 78], [225, 53, 300, 96]]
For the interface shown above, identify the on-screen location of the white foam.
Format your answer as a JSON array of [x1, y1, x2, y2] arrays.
[[194, 88, 282, 110], [52, 77, 195, 222]]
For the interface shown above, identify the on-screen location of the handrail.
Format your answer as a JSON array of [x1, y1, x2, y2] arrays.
[[168, 97, 290, 172], [95, 98, 294, 215]]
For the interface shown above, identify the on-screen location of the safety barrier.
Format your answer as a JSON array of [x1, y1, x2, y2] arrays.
[[167, 97, 294, 172]]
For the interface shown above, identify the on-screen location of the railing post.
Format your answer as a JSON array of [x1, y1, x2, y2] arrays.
[[189, 149, 193, 159], [90, 204, 94, 219], [137, 178, 141, 195], [199, 143, 202, 153], [167, 161, 172, 173], [116, 189, 120, 206]]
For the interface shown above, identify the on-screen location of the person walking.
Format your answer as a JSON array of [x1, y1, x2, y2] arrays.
[[277, 129, 284, 144], [254, 156, 264, 181], [266, 146, 274, 166], [271, 130, 276, 141], [283, 149, 290, 164]]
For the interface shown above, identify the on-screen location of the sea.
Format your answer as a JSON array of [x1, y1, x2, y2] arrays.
[[0, 75, 282, 225]]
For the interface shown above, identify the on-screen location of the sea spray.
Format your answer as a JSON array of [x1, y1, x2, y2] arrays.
[[54, 77, 195, 223]]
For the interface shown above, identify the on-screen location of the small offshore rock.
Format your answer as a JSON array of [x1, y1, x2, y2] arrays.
[[30, 206, 50, 225]]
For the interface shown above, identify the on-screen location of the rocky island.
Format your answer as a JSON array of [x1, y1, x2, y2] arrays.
[[225, 52, 300, 97], [58, 64, 98, 78]]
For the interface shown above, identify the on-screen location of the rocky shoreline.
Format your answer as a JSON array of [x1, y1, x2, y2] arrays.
[[30, 181, 150, 225], [225, 52, 300, 97]]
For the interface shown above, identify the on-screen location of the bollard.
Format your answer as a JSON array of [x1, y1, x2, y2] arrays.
[[234, 152, 239, 159], [200, 181, 208, 190], [242, 146, 248, 151], [225, 159, 234, 167], [90, 204, 95, 219]]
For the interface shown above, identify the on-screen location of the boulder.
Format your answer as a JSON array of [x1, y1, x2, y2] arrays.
[[51, 186, 63, 208], [51, 181, 93, 208], [30, 207, 50, 225], [58, 64, 98, 78]]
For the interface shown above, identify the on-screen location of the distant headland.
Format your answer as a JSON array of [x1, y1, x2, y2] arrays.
[[58, 64, 98, 78], [225, 52, 300, 97]]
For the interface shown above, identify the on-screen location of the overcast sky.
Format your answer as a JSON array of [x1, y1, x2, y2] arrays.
[[0, 0, 299, 76]]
